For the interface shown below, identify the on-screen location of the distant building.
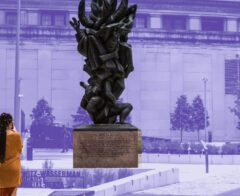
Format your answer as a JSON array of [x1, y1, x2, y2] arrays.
[[1, 0, 240, 141]]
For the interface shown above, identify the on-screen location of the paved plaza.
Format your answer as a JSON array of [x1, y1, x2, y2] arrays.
[[126, 164, 240, 196], [17, 149, 240, 196]]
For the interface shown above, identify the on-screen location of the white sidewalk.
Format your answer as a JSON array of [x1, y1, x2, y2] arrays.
[[18, 188, 52, 196], [130, 164, 240, 196], [18, 162, 240, 196], [19, 149, 240, 196]]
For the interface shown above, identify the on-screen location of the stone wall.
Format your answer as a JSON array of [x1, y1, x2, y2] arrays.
[[1, 40, 240, 141]]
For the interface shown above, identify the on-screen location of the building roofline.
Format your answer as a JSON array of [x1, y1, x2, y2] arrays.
[[1, 0, 240, 10]]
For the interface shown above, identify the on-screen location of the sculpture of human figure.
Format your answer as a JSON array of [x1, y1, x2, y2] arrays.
[[70, 0, 137, 124], [80, 81, 132, 124]]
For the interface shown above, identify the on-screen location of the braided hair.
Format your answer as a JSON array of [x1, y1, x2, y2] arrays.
[[0, 113, 13, 163]]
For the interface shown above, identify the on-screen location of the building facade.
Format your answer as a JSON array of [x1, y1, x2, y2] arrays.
[[1, 0, 240, 141]]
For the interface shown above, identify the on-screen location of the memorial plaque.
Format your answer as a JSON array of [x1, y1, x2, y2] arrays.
[[73, 124, 140, 168]]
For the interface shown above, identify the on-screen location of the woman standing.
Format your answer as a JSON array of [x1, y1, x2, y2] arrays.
[[0, 113, 23, 196]]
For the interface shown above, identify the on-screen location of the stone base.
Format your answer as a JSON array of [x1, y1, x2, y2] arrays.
[[73, 124, 140, 168]]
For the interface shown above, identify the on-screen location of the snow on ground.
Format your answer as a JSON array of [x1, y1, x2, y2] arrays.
[[18, 150, 240, 196], [130, 164, 240, 196], [18, 188, 53, 196]]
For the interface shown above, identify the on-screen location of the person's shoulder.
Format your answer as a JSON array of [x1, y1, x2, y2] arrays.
[[7, 130, 21, 138]]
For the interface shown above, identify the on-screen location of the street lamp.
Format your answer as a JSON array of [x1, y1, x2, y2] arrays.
[[14, 0, 21, 130], [202, 77, 208, 142]]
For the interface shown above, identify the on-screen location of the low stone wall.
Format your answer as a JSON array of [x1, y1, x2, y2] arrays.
[[141, 154, 240, 164], [90, 168, 179, 196], [49, 168, 179, 196]]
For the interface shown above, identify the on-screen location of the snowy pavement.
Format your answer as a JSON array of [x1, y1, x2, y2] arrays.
[[17, 188, 53, 196], [18, 150, 240, 196], [128, 164, 240, 196], [18, 163, 240, 196]]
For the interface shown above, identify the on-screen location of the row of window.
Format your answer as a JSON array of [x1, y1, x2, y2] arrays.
[[2, 11, 230, 32], [41, 13, 66, 26], [137, 15, 226, 32], [5, 12, 67, 26], [225, 59, 240, 95]]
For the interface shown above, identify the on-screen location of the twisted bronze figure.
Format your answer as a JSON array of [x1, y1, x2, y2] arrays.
[[70, 0, 137, 124]]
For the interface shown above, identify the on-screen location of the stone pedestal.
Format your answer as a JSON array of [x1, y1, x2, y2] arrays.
[[73, 124, 141, 168]]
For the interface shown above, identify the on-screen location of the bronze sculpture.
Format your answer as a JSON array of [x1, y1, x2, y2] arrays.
[[70, 0, 137, 124]]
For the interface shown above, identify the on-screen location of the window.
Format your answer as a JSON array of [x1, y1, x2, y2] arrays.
[[41, 13, 52, 26], [54, 14, 66, 26], [225, 59, 240, 94], [201, 17, 225, 32], [162, 15, 187, 31], [134, 15, 148, 28], [6, 12, 17, 25], [41, 12, 67, 26]]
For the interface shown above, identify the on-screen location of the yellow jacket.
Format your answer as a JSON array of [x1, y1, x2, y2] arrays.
[[0, 131, 23, 188]]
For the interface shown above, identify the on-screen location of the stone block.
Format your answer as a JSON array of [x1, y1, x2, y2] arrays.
[[74, 124, 141, 168]]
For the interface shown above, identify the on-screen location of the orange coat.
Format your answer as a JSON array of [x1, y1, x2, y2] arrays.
[[0, 131, 23, 188]]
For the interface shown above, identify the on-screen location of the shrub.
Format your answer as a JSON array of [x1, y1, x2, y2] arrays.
[[142, 139, 240, 155], [222, 143, 238, 155], [207, 145, 219, 155], [158, 141, 168, 153], [190, 143, 204, 154], [167, 140, 182, 154], [181, 143, 189, 154]]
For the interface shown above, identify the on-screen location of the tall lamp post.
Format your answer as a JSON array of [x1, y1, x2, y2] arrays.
[[202, 77, 208, 142], [14, 0, 21, 130]]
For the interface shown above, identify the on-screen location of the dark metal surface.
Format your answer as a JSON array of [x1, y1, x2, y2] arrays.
[[70, 0, 137, 124]]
